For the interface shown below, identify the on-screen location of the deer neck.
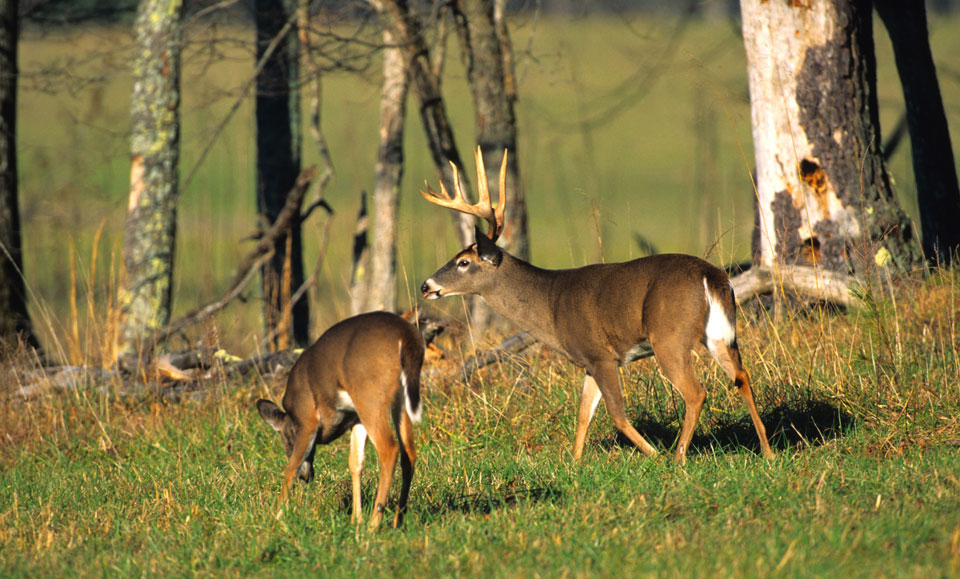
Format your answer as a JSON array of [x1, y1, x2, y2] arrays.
[[478, 253, 563, 349]]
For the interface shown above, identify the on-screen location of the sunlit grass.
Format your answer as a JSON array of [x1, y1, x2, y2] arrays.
[[2, 266, 960, 575]]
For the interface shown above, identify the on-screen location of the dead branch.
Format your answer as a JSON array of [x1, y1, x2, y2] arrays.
[[460, 331, 536, 379], [121, 166, 319, 372], [731, 265, 859, 307]]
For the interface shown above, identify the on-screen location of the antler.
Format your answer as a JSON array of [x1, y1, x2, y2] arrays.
[[421, 147, 508, 242]]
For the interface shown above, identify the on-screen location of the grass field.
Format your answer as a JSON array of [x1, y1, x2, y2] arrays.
[[5, 11, 960, 577], [2, 266, 959, 575]]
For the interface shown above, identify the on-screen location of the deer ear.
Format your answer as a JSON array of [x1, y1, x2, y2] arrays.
[[257, 399, 286, 433], [474, 226, 502, 266]]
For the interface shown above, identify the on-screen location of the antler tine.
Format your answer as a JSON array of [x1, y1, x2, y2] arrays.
[[420, 153, 502, 241], [494, 149, 507, 238], [474, 147, 490, 207]]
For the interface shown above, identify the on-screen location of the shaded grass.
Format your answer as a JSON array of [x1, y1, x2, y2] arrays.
[[3, 269, 960, 576]]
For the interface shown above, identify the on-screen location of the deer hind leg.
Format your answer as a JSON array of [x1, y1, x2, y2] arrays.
[[573, 374, 603, 460], [348, 424, 368, 525], [590, 363, 659, 458], [359, 407, 399, 529], [652, 341, 705, 464], [708, 340, 775, 459], [392, 409, 417, 528]]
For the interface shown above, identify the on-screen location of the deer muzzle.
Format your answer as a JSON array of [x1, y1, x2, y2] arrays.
[[421, 279, 442, 300]]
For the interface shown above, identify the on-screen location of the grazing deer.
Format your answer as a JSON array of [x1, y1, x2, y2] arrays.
[[256, 311, 425, 528], [420, 148, 774, 463]]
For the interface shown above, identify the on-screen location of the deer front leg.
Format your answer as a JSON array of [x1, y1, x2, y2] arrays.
[[348, 424, 368, 525], [280, 426, 318, 506], [590, 363, 659, 458], [573, 374, 603, 460]]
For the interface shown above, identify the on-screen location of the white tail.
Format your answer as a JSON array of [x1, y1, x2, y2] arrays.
[[256, 311, 426, 529], [420, 149, 774, 463]]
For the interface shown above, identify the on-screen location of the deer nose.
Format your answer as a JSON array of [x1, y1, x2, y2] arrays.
[[420, 281, 429, 294]]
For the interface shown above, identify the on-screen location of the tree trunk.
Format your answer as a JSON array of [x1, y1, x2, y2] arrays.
[[875, 0, 960, 266], [119, 0, 183, 355], [454, 0, 528, 261], [364, 25, 409, 313], [377, 0, 474, 247], [255, 0, 308, 349], [0, 0, 36, 351], [740, 0, 923, 275], [454, 0, 529, 331]]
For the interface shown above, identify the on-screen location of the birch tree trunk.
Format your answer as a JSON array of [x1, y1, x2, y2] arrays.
[[378, 0, 474, 247], [119, 0, 183, 355], [364, 23, 409, 313], [255, 0, 308, 348], [741, 0, 923, 274], [874, 0, 960, 266]]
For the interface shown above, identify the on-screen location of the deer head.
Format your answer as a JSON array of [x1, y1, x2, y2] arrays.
[[420, 148, 508, 300]]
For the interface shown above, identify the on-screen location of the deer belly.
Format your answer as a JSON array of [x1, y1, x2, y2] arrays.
[[622, 341, 654, 364]]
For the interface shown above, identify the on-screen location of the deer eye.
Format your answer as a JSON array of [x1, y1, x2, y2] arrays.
[[457, 259, 470, 268]]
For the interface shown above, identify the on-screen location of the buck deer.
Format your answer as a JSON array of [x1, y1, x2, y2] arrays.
[[420, 148, 774, 463], [256, 311, 425, 528]]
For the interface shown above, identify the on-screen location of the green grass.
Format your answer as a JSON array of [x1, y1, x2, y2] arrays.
[[3, 268, 960, 576]]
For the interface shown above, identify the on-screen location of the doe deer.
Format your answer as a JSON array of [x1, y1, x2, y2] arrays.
[[420, 148, 774, 463], [256, 311, 425, 528]]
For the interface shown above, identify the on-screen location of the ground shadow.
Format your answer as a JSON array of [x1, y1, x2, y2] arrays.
[[335, 483, 564, 521], [608, 390, 857, 457]]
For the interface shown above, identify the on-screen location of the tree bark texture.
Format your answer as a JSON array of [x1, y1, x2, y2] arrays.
[[365, 29, 409, 313], [0, 0, 35, 350], [454, 0, 528, 261], [255, 0, 308, 348], [376, 0, 474, 246], [119, 0, 183, 354], [875, 0, 960, 266], [740, 0, 923, 274]]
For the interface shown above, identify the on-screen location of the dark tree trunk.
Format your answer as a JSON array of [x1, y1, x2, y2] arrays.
[[0, 0, 36, 350], [255, 0, 308, 348], [741, 0, 923, 274], [875, 0, 960, 266], [119, 0, 183, 354]]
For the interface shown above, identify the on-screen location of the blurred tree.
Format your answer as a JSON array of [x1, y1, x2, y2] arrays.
[[454, 0, 528, 330], [355, 0, 409, 315], [378, 0, 475, 247], [0, 0, 38, 351], [255, 0, 308, 349], [875, 0, 960, 266], [454, 0, 527, 262], [118, 0, 183, 356], [740, 0, 923, 275]]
